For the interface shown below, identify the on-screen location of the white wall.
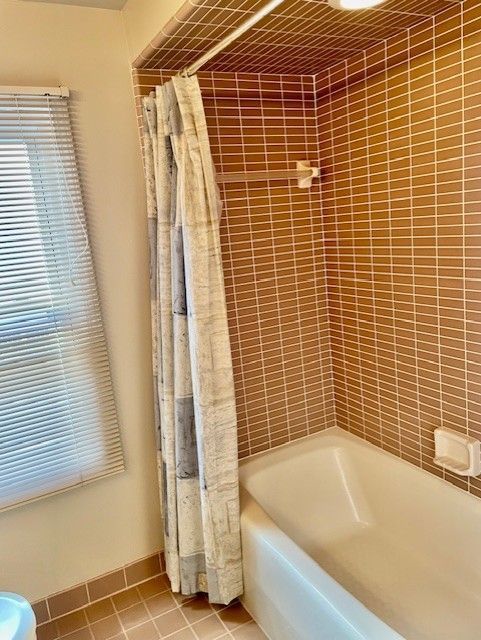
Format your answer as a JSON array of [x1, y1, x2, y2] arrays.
[[0, 0, 162, 601], [121, 0, 185, 62]]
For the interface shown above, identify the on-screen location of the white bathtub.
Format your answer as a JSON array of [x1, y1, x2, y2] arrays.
[[239, 427, 481, 640]]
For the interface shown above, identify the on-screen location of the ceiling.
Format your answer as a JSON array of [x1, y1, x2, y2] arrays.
[[137, 0, 461, 74], [21, 0, 126, 9]]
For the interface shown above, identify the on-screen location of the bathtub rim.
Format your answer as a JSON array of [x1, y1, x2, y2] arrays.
[[239, 426, 481, 504]]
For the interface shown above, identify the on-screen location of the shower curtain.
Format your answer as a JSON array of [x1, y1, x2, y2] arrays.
[[142, 75, 243, 605]]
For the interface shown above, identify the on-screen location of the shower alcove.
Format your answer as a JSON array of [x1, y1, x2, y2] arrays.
[[132, 0, 477, 493]]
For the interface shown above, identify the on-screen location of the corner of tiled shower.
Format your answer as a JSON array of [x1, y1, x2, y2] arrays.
[[132, 0, 481, 498], [134, 0, 481, 496]]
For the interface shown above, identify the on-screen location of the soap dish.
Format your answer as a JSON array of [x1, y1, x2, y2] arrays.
[[433, 427, 481, 477]]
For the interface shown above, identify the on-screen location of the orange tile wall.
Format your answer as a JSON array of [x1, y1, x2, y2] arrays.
[[133, 0, 481, 497], [317, 0, 481, 496], [133, 70, 336, 458]]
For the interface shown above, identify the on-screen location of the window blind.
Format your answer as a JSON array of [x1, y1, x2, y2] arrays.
[[0, 90, 124, 511]]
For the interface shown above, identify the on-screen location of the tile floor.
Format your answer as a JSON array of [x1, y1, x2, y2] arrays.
[[36, 575, 267, 640]]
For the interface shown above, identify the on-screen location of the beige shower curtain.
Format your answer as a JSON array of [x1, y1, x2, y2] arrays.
[[142, 75, 243, 604]]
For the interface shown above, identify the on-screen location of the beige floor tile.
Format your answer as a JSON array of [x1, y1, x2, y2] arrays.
[[137, 576, 170, 600], [61, 629, 94, 640], [153, 608, 188, 636], [118, 603, 150, 630], [112, 588, 142, 612], [36, 621, 59, 640], [90, 615, 123, 640], [191, 613, 226, 639], [231, 622, 267, 640], [164, 629, 196, 640], [52, 575, 263, 640], [180, 597, 214, 624], [85, 599, 116, 624], [217, 603, 251, 631], [171, 593, 196, 607], [57, 611, 88, 636], [144, 592, 177, 618], [125, 621, 159, 640]]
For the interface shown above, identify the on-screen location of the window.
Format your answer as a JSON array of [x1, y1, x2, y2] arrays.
[[0, 89, 124, 511]]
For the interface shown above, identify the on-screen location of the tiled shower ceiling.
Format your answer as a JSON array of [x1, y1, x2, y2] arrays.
[[135, 0, 461, 74]]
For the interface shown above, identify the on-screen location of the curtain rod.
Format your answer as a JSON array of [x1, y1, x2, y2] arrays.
[[181, 0, 287, 76], [0, 86, 69, 97]]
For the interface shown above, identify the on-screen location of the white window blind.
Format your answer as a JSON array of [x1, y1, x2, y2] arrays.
[[0, 90, 124, 511]]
